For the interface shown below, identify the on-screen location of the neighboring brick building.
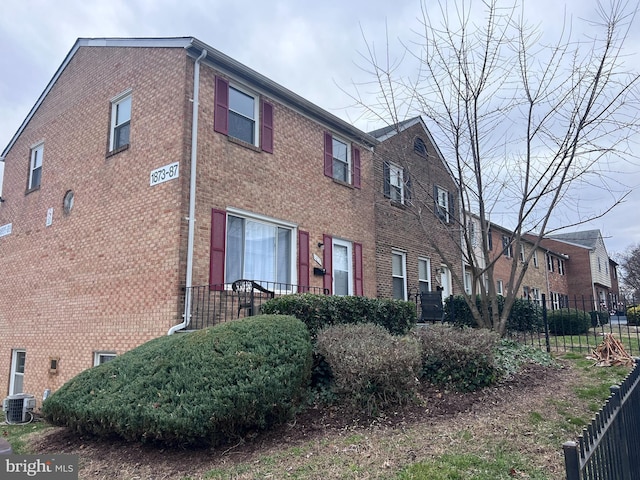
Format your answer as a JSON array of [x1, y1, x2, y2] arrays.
[[368, 118, 462, 303], [541, 230, 615, 310], [0, 37, 382, 401]]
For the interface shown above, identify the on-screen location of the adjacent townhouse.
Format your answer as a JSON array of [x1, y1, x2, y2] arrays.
[[0, 37, 384, 401], [541, 230, 618, 311], [369, 118, 461, 303]]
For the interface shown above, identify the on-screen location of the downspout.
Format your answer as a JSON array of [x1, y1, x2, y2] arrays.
[[168, 48, 207, 335]]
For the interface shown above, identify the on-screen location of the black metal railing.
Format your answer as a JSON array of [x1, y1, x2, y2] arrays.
[[181, 281, 329, 330], [564, 359, 640, 480]]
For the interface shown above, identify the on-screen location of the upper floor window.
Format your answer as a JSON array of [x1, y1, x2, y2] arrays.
[[468, 221, 477, 247], [383, 162, 410, 204], [28, 143, 43, 190], [533, 250, 539, 268], [502, 236, 513, 258], [598, 257, 602, 272], [229, 85, 258, 145], [323, 132, 361, 188], [214, 76, 273, 153], [497, 279, 504, 295], [434, 186, 453, 223], [487, 228, 493, 250], [547, 253, 554, 272], [558, 259, 565, 275], [519, 244, 525, 262], [110, 92, 131, 151], [414, 137, 427, 156]]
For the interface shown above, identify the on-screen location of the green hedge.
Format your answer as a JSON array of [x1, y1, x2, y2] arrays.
[[415, 325, 499, 392], [589, 310, 610, 327], [444, 295, 543, 332], [42, 315, 312, 446], [261, 294, 416, 337], [546, 310, 591, 335]]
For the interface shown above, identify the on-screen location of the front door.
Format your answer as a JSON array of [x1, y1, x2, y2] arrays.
[[9, 350, 26, 395], [440, 266, 452, 300]]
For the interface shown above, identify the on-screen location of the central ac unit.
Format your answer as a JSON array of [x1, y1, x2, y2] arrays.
[[2, 393, 36, 424]]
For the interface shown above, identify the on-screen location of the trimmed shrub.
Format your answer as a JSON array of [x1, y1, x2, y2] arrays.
[[315, 323, 422, 413], [589, 310, 610, 327], [546, 310, 591, 335], [627, 305, 640, 326], [41, 315, 312, 446], [444, 295, 543, 332], [261, 293, 416, 338], [415, 325, 499, 392]]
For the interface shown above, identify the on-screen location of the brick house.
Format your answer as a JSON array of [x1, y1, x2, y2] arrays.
[[541, 230, 616, 310], [0, 37, 382, 401], [368, 118, 462, 304]]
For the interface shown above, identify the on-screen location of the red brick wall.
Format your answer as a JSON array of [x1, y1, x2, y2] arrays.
[[372, 123, 461, 299], [0, 46, 191, 399]]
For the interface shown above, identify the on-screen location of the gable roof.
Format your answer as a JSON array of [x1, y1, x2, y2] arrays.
[[2, 37, 377, 158], [368, 116, 456, 183], [547, 230, 603, 250]]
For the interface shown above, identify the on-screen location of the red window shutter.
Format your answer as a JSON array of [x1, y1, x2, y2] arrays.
[[209, 209, 226, 291], [214, 76, 229, 135], [323, 234, 333, 294], [352, 147, 361, 188], [261, 100, 274, 153], [298, 230, 310, 292], [354, 242, 363, 296], [323, 132, 333, 177]]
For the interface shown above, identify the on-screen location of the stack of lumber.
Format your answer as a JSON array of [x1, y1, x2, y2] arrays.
[[589, 333, 634, 367]]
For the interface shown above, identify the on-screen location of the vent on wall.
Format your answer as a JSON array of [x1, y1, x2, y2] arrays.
[[2, 394, 36, 424]]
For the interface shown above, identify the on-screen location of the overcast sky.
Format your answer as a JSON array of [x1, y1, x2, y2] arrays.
[[1, 0, 638, 256]]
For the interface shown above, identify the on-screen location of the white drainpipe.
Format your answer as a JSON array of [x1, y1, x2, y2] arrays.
[[168, 47, 207, 335]]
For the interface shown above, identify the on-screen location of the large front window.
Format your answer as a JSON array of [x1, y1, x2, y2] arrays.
[[333, 238, 353, 296], [229, 85, 257, 145], [226, 215, 291, 285]]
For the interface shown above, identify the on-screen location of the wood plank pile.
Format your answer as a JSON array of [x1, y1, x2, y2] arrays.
[[589, 333, 634, 367]]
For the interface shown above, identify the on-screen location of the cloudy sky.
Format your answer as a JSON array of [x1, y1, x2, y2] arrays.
[[1, 0, 638, 256]]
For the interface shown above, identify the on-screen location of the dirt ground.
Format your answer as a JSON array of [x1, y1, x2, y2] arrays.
[[28, 362, 579, 479]]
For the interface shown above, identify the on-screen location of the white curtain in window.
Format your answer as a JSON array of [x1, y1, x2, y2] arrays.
[[244, 221, 276, 283], [334, 244, 349, 295]]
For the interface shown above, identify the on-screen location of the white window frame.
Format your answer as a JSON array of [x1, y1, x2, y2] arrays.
[[333, 238, 353, 296], [533, 250, 539, 268], [558, 259, 565, 276], [552, 292, 560, 310], [532, 287, 541, 305], [94, 352, 117, 366], [497, 280, 504, 296], [547, 253, 554, 272], [468, 221, 477, 247], [392, 250, 407, 300], [418, 257, 431, 294], [109, 90, 132, 151], [388, 162, 405, 204], [519, 244, 526, 262], [436, 186, 450, 223], [28, 143, 44, 190], [502, 236, 513, 258], [9, 349, 26, 395], [464, 270, 473, 294], [225, 209, 296, 289], [228, 83, 260, 146], [331, 135, 351, 184]]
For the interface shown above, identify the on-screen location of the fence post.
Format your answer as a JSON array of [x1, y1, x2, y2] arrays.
[[542, 293, 550, 353], [563, 441, 581, 480]]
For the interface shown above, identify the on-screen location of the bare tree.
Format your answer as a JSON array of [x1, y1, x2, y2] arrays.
[[351, 0, 639, 334], [619, 243, 640, 301]]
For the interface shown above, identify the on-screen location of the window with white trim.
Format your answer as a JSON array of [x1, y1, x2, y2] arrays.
[[94, 352, 116, 366], [9, 349, 26, 395], [519, 244, 525, 262], [435, 186, 450, 223], [333, 238, 353, 296], [331, 137, 350, 183], [392, 250, 407, 300], [547, 253, 554, 272], [226, 214, 293, 285], [533, 250, 539, 268], [497, 280, 504, 296], [558, 259, 565, 275], [229, 84, 259, 145], [109, 92, 131, 151], [418, 257, 431, 294], [388, 162, 404, 203], [552, 292, 560, 310], [532, 287, 541, 305], [464, 270, 473, 294], [28, 143, 43, 190], [502, 236, 513, 258]]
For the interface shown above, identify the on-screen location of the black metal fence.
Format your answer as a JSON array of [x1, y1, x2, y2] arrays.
[[563, 359, 640, 480], [183, 281, 328, 330]]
